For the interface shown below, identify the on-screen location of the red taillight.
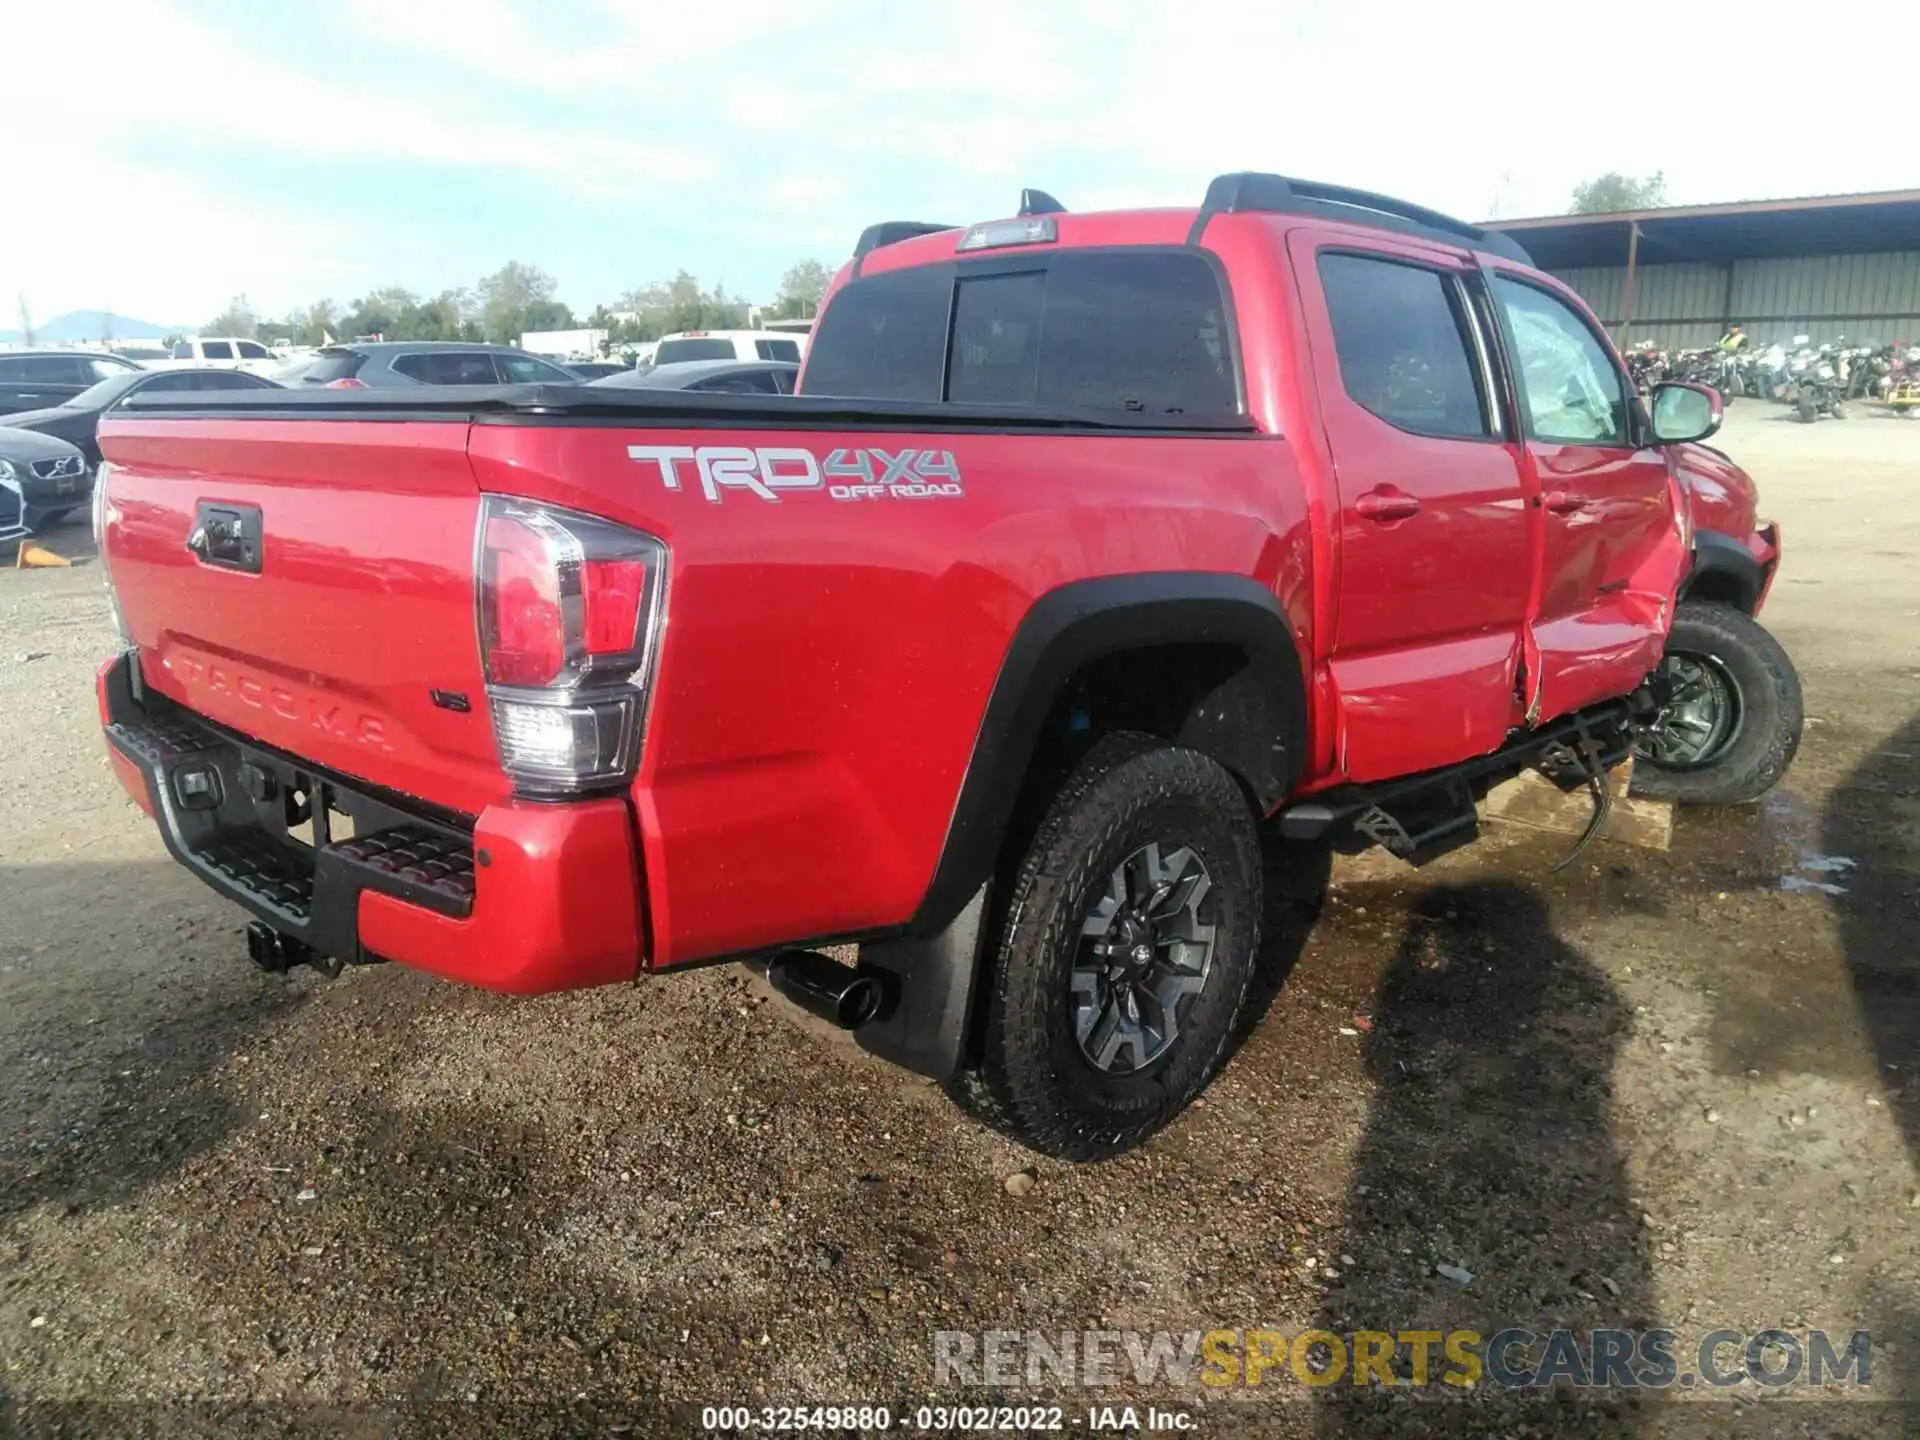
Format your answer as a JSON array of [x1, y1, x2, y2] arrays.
[[480, 512, 567, 686], [583, 557, 648, 656], [475, 497, 668, 797], [324, 377, 368, 389]]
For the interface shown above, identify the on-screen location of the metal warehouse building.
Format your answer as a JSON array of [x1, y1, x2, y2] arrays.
[[1485, 189, 1920, 351]]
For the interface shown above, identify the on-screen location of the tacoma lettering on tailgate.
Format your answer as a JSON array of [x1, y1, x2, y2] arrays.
[[166, 653, 392, 752]]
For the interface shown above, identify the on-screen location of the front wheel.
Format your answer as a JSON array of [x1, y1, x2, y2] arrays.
[[1631, 602, 1803, 805], [966, 735, 1261, 1160], [1797, 391, 1818, 422]]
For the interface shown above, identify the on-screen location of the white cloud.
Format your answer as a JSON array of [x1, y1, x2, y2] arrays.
[[9, 0, 1916, 323]]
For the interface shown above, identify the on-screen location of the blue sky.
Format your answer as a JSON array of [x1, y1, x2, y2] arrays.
[[11, 0, 1918, 327]]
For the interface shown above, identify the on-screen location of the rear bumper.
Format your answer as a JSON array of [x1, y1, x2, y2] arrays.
[[98, 652, 645, 994]]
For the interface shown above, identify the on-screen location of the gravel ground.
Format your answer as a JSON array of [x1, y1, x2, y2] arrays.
[[0, 406, 1916, 1438]]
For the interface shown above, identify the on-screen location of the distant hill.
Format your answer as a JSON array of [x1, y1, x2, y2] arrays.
[[0, 311, 183, 344]]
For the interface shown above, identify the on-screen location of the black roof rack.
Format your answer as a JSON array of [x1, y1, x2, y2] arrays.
[[850, 220, 958, 276], [1188, 171, 1533, 265]]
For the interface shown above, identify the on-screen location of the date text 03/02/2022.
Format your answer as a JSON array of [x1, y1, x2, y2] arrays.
[[699, 1403, 1197, 1432]]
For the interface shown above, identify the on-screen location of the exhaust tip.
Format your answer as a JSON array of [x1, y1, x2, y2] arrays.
[[765, 950, 884, 1030]]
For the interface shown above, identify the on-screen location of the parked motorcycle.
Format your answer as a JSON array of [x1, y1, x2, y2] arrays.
[[1625, 343, 1668, 396], [1791, 343, 1848, 422], [1886, 345, 1920, 417]]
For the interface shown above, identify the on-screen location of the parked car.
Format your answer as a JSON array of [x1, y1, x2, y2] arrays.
[[0, 367, 280, 471], [562, 361, 630, 381], [282, 342, 577, 388], [0, 426, 90, 533], [93, 170, 1799, 1160], [588, 359, 797, 394], [649, 330, 806, 368], [155, 337, 283, 377], [0, 349, 144, 412]]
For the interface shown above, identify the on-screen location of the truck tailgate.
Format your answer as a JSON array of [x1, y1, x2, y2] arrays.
[[100, 418, 507, 817]]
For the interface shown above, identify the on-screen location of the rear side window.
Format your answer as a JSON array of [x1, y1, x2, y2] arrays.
[[393, 351, 499, 385], [194, 370, 272, 390], [803, 267, 953, 400], [199, 341, 235, 360], [0, 355, 88, 384], [1317, 253, 1492, 440], [754, 338, 802, 363], [654, 338, 736, 365], [299, 351, 365, 384], [806, 251, 1237, 415]]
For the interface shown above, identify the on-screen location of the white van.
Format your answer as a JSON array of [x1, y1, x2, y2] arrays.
[[650, 330, 807, 368]]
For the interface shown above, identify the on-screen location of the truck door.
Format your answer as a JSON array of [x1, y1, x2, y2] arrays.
[[1484, 271, 1686, 724], [1288, 232, 1533, 782]]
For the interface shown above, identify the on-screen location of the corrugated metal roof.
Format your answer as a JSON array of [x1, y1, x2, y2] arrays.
[[1484, 189, 1920, 269]]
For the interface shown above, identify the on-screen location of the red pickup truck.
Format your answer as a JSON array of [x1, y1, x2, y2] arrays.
[[94, 173, 1798, 1159]]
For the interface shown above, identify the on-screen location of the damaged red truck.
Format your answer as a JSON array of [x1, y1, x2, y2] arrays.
[[95, 173, 1800, 1159]]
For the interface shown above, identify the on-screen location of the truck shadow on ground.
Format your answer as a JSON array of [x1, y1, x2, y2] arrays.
[[1821, 710, 1920, 1408], [1312, 882, 1658, 1436], [0, 860, 305, 1221]]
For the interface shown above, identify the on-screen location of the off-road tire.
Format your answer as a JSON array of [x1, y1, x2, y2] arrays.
[[1797, 391, 1817, 423], [1632, 601, 1803, 805], [967, 734, 1261, 1161]]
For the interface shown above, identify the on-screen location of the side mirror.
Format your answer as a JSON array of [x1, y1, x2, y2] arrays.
[[1648, 381, 1722, 444]]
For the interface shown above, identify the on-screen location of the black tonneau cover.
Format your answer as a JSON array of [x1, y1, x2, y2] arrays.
[[115, 384, 1258, 434]]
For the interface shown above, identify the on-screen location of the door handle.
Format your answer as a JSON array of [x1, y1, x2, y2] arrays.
[[1544, 490, 1588, 515], [1355, 488, 1422, 522]]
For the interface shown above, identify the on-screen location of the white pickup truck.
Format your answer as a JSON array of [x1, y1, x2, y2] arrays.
[[153, 338, 283, 377]]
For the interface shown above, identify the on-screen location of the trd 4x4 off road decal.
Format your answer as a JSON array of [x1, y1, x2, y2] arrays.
[[627, 445, 963, 504]]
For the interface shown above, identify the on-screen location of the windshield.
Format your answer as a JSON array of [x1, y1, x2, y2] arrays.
[[65, 372, 149, 410]]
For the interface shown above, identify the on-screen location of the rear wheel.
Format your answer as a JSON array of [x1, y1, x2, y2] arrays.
[[1631, 601, 1802, 805], [967, 735, 1261, 1160]]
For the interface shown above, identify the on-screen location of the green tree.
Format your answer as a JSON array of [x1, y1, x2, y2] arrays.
[[204, 294, 258, 338], [767, 259, 832, 321], [1569, 171, 1667, 215], [339, 287, 413, 342], [274, 301, 339, 347], [517, 298, 575, 337], [475, 261, 560, 344]]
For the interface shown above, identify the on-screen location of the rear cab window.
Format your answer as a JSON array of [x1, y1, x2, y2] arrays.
[[199, 341, 235, 360], [803, 250, 1239, 417]]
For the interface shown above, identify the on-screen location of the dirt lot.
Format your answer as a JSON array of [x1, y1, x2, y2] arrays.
[[1, 406, 1916, 1438]]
